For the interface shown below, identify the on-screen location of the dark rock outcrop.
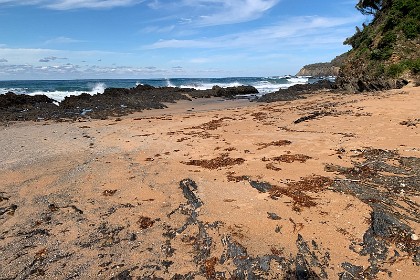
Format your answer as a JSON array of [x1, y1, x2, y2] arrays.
[[59, 84, 193, 119], [0, 84, 259, 122], [0, 92, 55, 108], [0, 92, 61, 121], [335, 76, 409, 92], [257, 80, 335, 103], [188, 85, 258, 99]]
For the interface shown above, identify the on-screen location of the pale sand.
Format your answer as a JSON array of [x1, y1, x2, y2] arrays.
[[0, 88, 419, 279]]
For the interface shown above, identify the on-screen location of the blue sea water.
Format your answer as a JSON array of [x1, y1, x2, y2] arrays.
[[0, 76, 330, 102]]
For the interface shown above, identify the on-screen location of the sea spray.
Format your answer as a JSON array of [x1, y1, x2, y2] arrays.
[[27, 82, 106, 102]]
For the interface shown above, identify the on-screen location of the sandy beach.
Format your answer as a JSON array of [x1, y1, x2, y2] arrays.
[[1, 87, 419, 279]]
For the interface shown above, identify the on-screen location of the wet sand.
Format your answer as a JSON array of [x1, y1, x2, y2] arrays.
[[1, 88, 419, 279]]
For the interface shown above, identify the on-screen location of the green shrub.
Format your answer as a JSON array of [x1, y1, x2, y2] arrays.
[[371, 48, 393, 60], [402, 18, 420, 39], [412, 5, 420, 21], [410, 59, 420, 74], [384, 59, 420, 77], [378, 31, 397, 49], [375, 63, 385, 76], [344, 26, 374, 49], [383, 10, 402, 32], [359, 47, 370, 55], [367, 61, 386, 77], [386, 63, 406, 77], [394, 0, 418, 16]]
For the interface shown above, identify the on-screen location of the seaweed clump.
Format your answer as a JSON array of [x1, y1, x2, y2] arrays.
[[256, 140, 292, 150], [183, 153, 245, 169], [192, 117, 233, 130], [249, 175, 333, 212], [326, 148, 420, 278]]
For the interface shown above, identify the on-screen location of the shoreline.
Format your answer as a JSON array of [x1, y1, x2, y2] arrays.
[[0, 80, 336, 123], [1, 87, 419, 279]]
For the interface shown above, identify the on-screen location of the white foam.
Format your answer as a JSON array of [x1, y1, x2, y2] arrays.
[[180, 81, 244, 91], [180, 80, 302, 96], [27, 82, 106, 102], [0, 88, 28, 95], [253, 81, 289, 94], [287, 77, 309, 85], [165, 79, 176, 88], [180, 83, 210, 90]]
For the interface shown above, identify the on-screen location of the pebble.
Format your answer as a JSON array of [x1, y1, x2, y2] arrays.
[[411, 234, 419, 241]]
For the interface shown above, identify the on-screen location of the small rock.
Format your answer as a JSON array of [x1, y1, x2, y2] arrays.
[[267, 212, 281, 220], [411, 234, 419, 241]]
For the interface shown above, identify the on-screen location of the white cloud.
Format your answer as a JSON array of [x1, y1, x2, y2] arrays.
[[47, 0, 144, 10], [0, 0, 144, 10], [0, 1, 42, 4], [143, 0, 279, 27], [0, 47, 181, 78], [172, 66, 184, 72], [147, 0, 161, 9], [145, 39, 219, 49], [39, 56, 68, 62], [193, 0, 279, 26], [188, 53, 246, 64], [44, 36, 83, 45], [0, 47, 134, 66], [189, 57, 210, 64], [145, 15, 362, 50], [0, 62, 174, 78], [140, 25, 175, 34]]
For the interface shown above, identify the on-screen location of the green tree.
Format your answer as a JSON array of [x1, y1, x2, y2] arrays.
[[356, 0, 383, 15]]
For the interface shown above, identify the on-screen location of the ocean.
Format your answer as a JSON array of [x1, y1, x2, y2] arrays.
[[0, 76, 331, 102]]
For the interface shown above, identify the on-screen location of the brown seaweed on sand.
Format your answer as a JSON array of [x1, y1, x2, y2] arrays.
[[192, 117, 233, 130], [271, 176, 333, 212], [226, 171, 249, 182], [102, 190, 117, 197], [137, 216, 155, 229], [266, 163, 282, 171], [249, 176, 333, 212], [326, 148, 420, 278], [266, 154, 312, 163], [256, 140, 292, 150], [183, 153, 245, 169]]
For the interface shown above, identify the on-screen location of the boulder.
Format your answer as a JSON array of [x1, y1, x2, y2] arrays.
[[0, 92, 55, 108], [189, 85, 258, 99], [258, 80, 335, 103]]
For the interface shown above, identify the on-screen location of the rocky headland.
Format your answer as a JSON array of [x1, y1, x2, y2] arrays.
[[336, 0, 420, 91], [296, 54, 347, 77]]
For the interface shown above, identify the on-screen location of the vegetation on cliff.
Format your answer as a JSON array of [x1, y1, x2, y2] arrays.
[[337, 0, 420, 91]]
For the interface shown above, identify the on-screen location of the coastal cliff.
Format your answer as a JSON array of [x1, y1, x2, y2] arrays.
[[296, 63, 340, 77], [296, 53, 347, 77], [336, 0, 420, 91]]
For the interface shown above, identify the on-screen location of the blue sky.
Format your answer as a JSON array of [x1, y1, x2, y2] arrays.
[[0, 0, 367, 79]]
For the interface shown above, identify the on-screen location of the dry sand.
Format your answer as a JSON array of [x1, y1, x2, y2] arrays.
[[0, 88, 419, 279]]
